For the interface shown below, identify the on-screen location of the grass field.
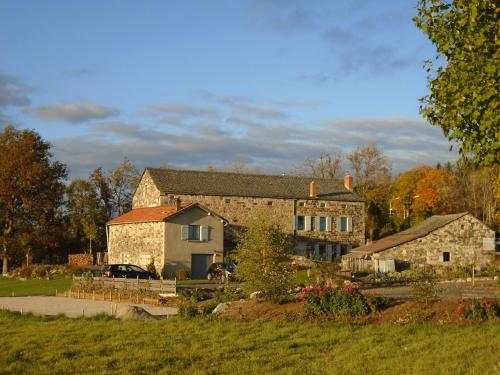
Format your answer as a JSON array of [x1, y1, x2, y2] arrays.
[[0, 277, 72, 297], [0, 311, 498, 375]]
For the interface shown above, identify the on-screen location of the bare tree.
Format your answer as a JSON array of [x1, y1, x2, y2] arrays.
[[294, 151, 344, 179], [347, 144, 392, 240], [224, 161, 262, 174]]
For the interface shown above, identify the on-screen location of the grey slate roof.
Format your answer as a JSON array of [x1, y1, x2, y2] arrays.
[[145, 168, 363, 202], [345, 212, 469, 257]]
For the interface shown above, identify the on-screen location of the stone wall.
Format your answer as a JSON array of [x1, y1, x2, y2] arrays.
[[374, 214, 496, 270], [107, 222, 165, 273], [132, 171, 161, 209], [168, 194, 364, 253]]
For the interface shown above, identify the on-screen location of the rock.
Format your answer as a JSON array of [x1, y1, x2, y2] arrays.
[[466, 277, 472, 282], [249, 291, 263, 300], [212, 302, 231, 314], [114, 305, 155, 320]]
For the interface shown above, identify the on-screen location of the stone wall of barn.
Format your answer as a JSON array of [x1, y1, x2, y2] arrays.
[[132, 171, 161, 209], [107, 222, 165, 273], [373, 214, 496, 270]]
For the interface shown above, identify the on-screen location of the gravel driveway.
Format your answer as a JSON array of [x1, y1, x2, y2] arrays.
[[0, 296, 177, 318]]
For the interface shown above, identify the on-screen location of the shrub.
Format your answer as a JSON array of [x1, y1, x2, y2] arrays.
[[178, 304, 199, 318], [175, 269, 190, 280], [235, 212, 294, 302], [201, 301, 219, 315], [411, 267, 442, 303], [213, 287, 245, 303], [456, 297, 500, 321], [146, 257, 157, 276], [301, 281, 386, 317]]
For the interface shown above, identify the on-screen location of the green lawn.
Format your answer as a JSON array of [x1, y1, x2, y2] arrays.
[[0, 311, 498, 375], [0, 276, 72, 297]]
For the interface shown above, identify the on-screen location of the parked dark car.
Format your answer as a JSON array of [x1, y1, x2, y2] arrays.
[[207, 262, 236, 281], [100, 264, 159, 280]]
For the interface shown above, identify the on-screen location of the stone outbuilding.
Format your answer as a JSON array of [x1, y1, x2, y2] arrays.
[[106, 203, 227, 279], [342, 212, 496, 273]]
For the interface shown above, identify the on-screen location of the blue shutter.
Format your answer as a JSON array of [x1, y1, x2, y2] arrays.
[[314, 244, 320, 260], [181, 225, 189, 240], [201, 225, 209, 241], [326, 245, 333, 261]]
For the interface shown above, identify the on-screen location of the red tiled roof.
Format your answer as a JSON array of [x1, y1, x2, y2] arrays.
[[107, 204, 192, 225]]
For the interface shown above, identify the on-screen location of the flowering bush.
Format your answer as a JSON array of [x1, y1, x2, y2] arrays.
[[301, 281, 386, 317], [456, 297, 500, 321]]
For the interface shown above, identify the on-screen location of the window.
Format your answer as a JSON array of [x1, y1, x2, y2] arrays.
[[341, 204, 347, 209], [266, 200, 273, 205], [296, 216, 305, 231], [298, 202, 305, 207], [338, 216, 352, 232], [320, 203, 326, 208], [224, 198, 231, 204], [181, 225, 210, 241], [443, 252, 450, 262], [188, 225, 200, 240], [340, 217, 348, 232], [319, 217, 326, 231]]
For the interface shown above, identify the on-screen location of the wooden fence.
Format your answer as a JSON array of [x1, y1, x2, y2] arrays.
[[73, 275, 176, 295]]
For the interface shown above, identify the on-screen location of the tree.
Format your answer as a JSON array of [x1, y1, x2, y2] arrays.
[[107, 159, 140, 216], [235, 213, 294, 302], [412, 167, 455, 220], [294, 151, 344, 179], [66, 179, 106, 253], [390, 165, 430, 230], [0, 126, 67, 271], [347, 145, 392, 239], [414, 0, 499, 166]]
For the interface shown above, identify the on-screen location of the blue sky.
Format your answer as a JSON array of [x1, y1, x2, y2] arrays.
[[0, 0, 457, 178]]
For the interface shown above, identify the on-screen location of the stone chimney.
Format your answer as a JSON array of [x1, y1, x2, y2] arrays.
[[344, 174, 353, 190], [175, 198, 181, 212], [309, 180, 317, 198]]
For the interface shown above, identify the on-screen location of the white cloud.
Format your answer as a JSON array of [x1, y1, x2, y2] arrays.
[[24, 99, 118, 124]]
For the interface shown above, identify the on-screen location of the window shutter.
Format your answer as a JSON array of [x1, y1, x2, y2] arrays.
[[314, 216, 320, 230], [335, 244, 341, 260], [181, 225, 189, 240], [336, 217, 341, 231], [326, 244, 333, 261], [292, 216, 297, 230], [347, 217, 353, 232], [201, 225, 209, 241], [326, 217, 332, 231], [305, 216, 312, 231], [314, 244, 320, 260]]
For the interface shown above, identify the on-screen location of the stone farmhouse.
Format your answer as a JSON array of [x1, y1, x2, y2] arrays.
[[342, 212, 496, 273], [132, 168, 365, 263], [106, 202, 227, 278]]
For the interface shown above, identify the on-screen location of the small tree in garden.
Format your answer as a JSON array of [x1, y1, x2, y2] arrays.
[[236, 213, 294, 302], [411, 266, 441, 304]]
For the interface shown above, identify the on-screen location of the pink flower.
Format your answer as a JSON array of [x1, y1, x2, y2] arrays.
[[367, 300, 373, 306], [456, 306, 464, 315]]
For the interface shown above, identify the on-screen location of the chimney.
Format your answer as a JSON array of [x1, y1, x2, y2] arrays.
[[309, 180, 317, 198], [175, 198, 181, 212], [344, 174, 353, 190]]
